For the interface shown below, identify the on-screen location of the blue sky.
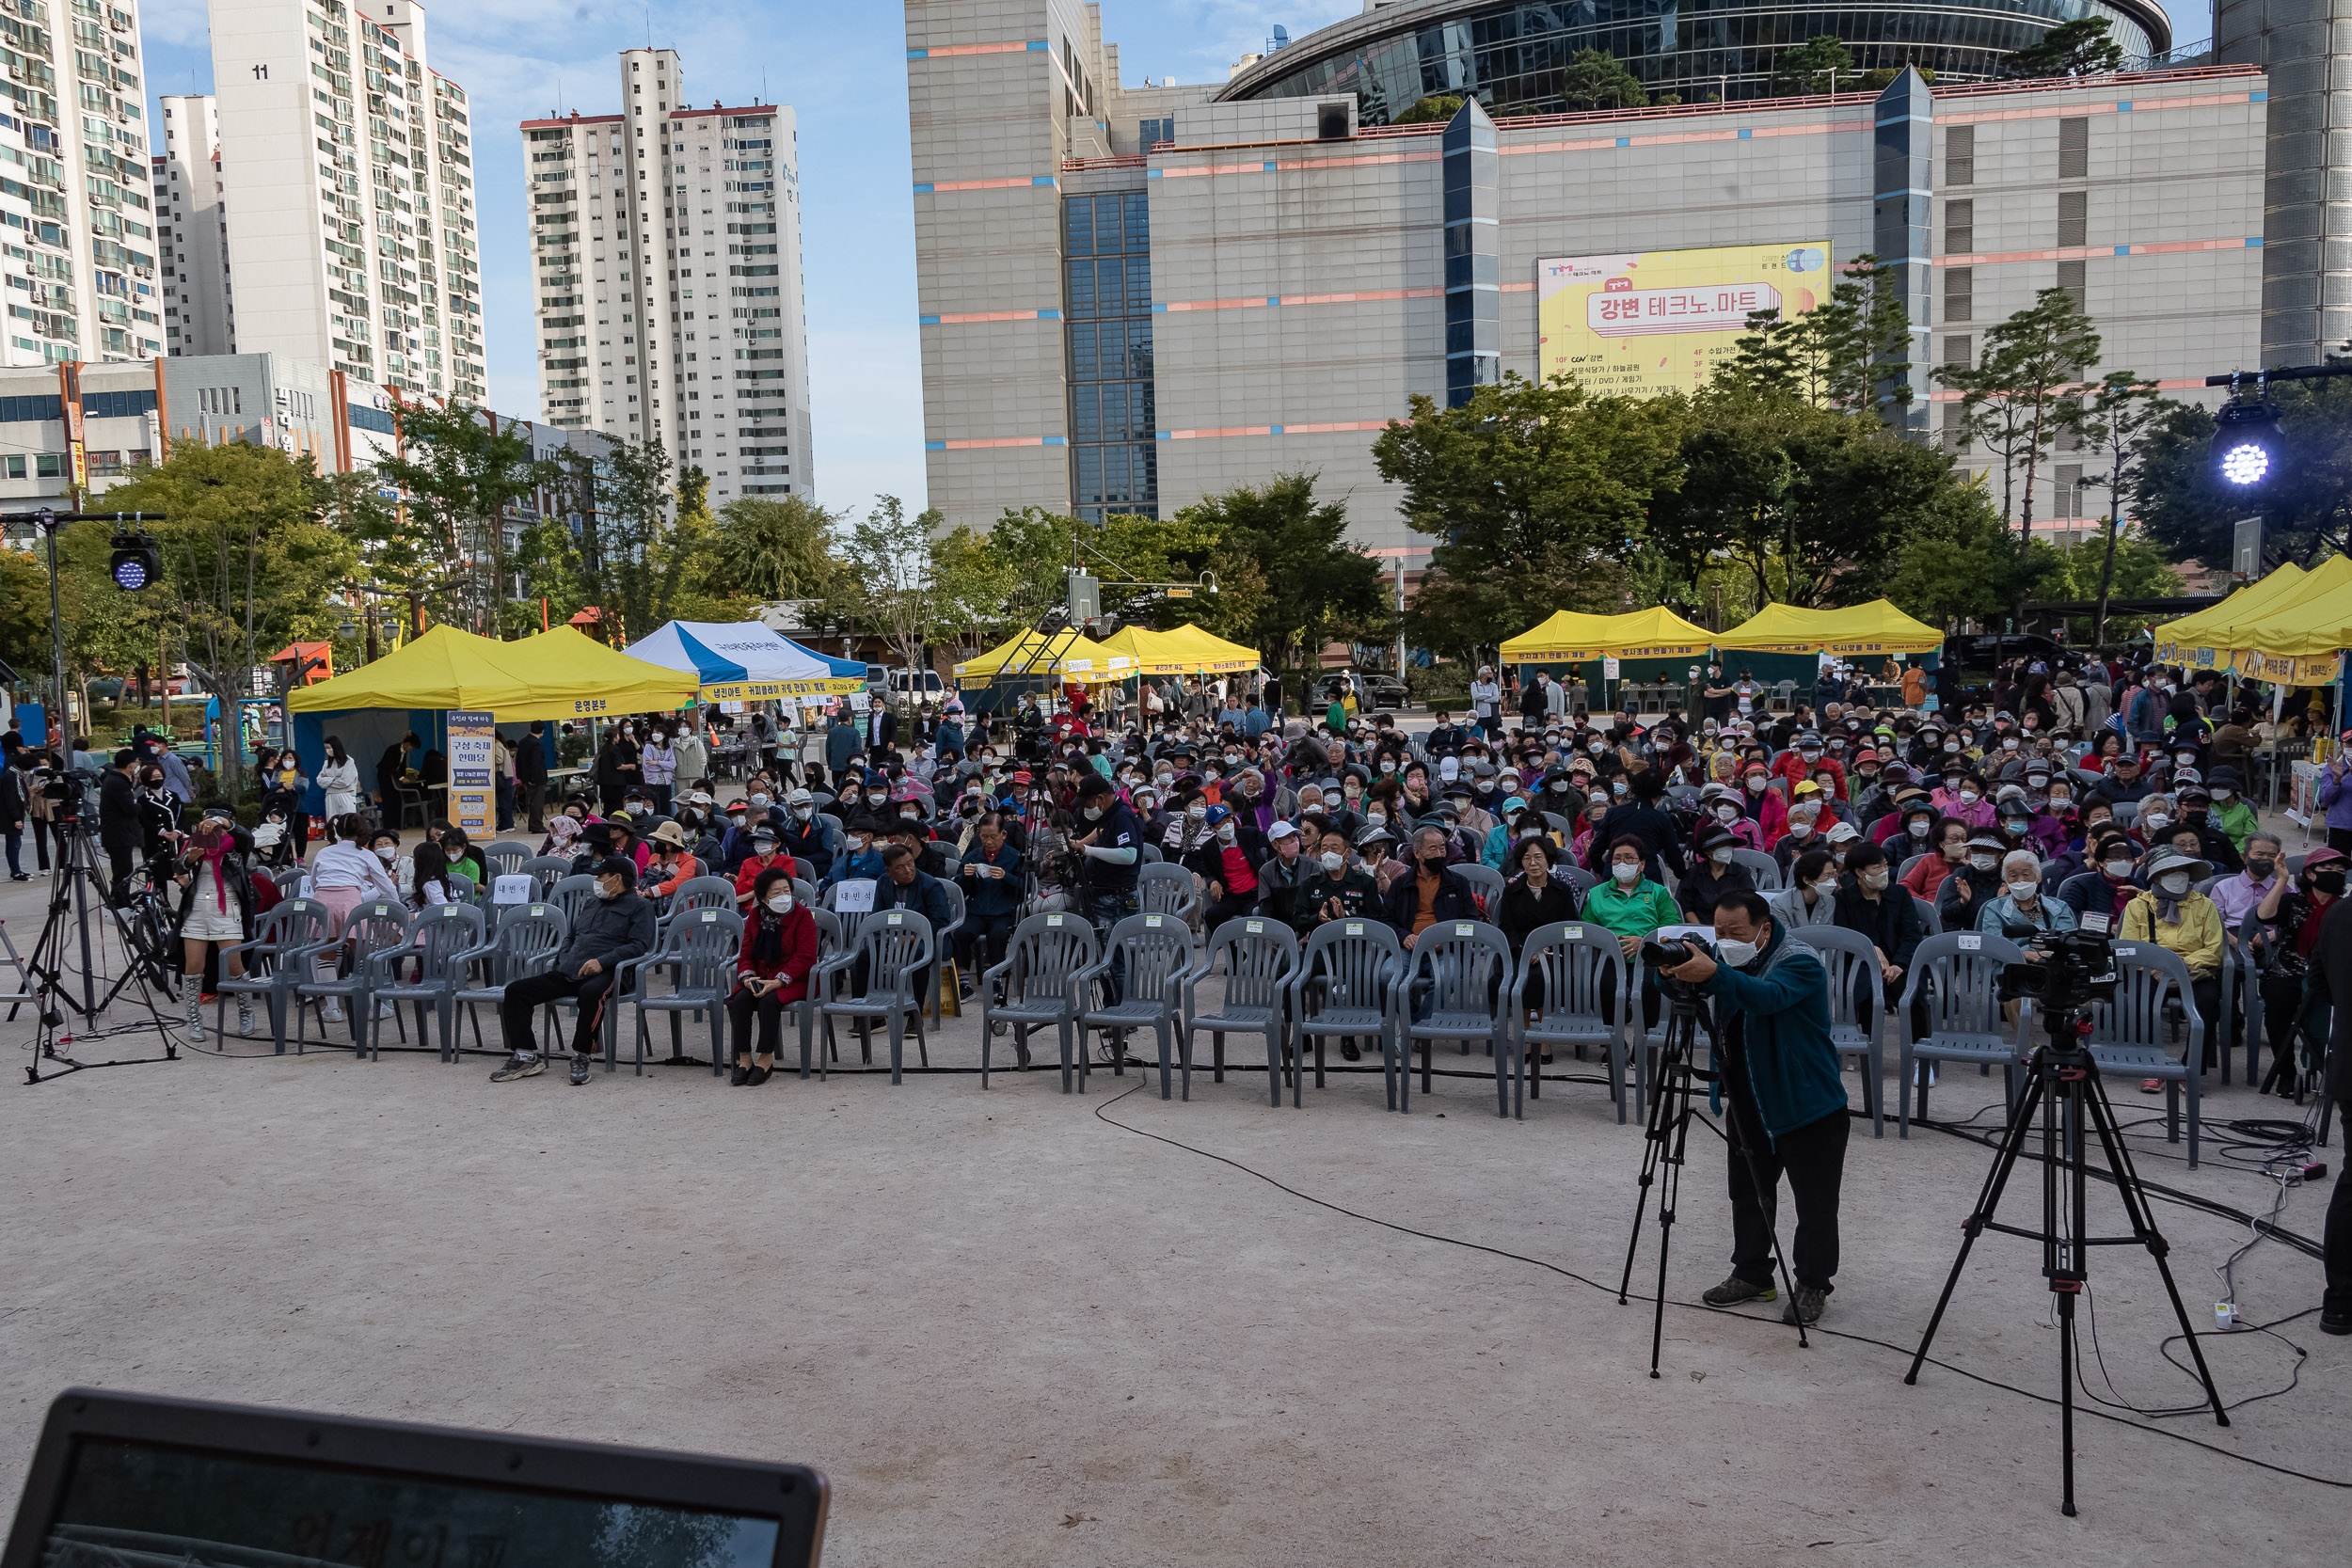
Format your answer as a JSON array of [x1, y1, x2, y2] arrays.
[[136, 0, 1362, 519]]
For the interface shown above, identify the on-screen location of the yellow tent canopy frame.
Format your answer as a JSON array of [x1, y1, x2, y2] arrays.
[[1716, 598, 1943, 656], [1100, 623, 1260, 674], [2153, 559, 2352, 684], [953, 628, 1132, 689], [1499, 606, 1714, 663], [288, 624, 700, 721]]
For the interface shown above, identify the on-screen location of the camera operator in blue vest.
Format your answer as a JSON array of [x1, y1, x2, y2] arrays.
[[1660, 891, 1850, 1326]]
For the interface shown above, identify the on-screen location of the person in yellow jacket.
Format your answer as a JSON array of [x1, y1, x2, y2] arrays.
[[2118, 847, 2223, 1085]]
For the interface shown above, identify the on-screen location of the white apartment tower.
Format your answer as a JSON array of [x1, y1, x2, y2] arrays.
[[204, 0, 485, 402], [153, 94, 233, 355], [524, 49, 811, 501], [0, 0, 164, 368]]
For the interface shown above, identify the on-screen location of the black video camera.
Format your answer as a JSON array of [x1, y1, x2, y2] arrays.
[[1642, 933, 1715, 1001], [37, 768, 85, 816], [1995, 921, 2119, 1019]]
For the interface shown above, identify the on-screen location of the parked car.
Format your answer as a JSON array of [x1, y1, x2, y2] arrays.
[[1943, 632, 2065, 671], [1314, 672, 1407, 712], [1360, 673, 1408, 710]]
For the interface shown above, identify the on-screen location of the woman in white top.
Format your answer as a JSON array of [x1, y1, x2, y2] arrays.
[[317, 736, 362, 821], [640, 729, 677, 816], [308, 813, 405, 1022]]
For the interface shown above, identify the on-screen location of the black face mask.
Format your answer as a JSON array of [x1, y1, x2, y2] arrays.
[[2313, 870, 2346, 897]]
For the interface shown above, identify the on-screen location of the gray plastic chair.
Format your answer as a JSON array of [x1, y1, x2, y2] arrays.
[[367, 902, 485, 1062], [1896, 930, 2029, 1136], [1286, 917, 1404, 1101], [1136, 862, 1201, 927], [453, 901, 568, 1055], [805, 907, 933, 1084], [819, 878, 879, 949], [524, 855, 572, 896], [483, 841, 533, 880], [977, 911, 1100, 1091], [1452, 863, 1504, 918], [657, 874, 735, 934], [778, 906, 845, 1079], [1511, 921, 1634, 1122], [1393, 920, 1512, 1115], [2090, 940, 2207, 1167], [1913, 893, 1942, 936], [1558, 863, 1597, 898], [1075, 911, 1195, 1100], [1183, 915, 1299, 1104], [1789, 924, 1886, 1136], [292, 900, 412, 1055], [213, 899, 333, 1053], [618, 905, 743, 1076], [1727, 847, 1782, 892], [548, 873, 599, 931], [928, 878, 968, 1022]]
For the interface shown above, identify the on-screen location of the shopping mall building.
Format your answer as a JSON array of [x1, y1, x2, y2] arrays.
[[906, 1, 2290, 550]]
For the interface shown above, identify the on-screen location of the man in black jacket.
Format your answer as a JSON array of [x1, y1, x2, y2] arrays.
[[516, 721, 549, 833], [96, 749, 143, 894], [1833, 840, 1927, 1045], [492, 856, 655, 1085], [1588, 767, 1686, 879], [1381, 824, 1482, 948], [2318, 897, 2352, 1335]]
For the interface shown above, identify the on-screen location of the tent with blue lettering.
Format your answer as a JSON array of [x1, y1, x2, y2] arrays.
[[629, 619, 866, 698]]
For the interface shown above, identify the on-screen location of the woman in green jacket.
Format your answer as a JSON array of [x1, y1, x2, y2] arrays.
[[1583, 833, 1681, 1034]]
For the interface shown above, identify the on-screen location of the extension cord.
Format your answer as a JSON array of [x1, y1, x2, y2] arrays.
[[2296, 1161, 2328, 1183], [2212, 1301, 2238, 1330]]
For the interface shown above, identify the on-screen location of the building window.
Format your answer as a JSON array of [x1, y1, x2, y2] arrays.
[[2057, 259, 2087, 312], [1941, 403, 1969, 453], [35, 452, 61, 477], [1942, 199, 1972, 257], [2057, 190, 2088, 249], [1138, 117, 1171, 148], [2052, 464, 2084, 518], [1942, 266, 1971, 325], [1942, 335, 1971, 370], [1063, 189, 1156, 523], [1944, 125, 1974, 186], [2058, 117, 2089, 181]]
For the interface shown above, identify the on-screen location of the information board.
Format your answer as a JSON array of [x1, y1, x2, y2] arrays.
[[1537, 243, 1831, 397], [447, 709, 495, 841]]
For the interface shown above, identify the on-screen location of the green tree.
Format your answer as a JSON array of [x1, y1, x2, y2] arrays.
[[2000, 17, 2125, 80], [1559, 49, 1646, 111], [553, 437, 702, 644], [1391, 94, 1464, 125], [1371, 372, 1685, 651], [1860, 63, 1937, 91], [1770, 36, 1855, 96], [2134, 373, 2352, 571], [371, 400, 561, 635], [1886, 483, 2036, 629], [1934, 286, 2100, 534], [1173, 473, 1391, 686], [1721, 252, 1913, 412], [700, 494, 839, 605], [2074, 370, 2166, 643], [1649, 384, 1971, 608], [966, 506, 1221, 635], [0, 548, 50, 681], [826, 495, 949, 676]]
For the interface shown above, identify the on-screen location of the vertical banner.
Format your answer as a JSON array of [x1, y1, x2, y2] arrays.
[[447, 710, 495, 841], [56, 361, 85, 491]]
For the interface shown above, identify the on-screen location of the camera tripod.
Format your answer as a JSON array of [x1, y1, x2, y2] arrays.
[[1904, 1018, 2226, 1516], [18, 811, 181, 1084], [1618, 990, 1808, 1373]]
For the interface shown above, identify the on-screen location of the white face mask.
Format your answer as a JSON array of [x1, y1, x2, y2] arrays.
[[2141, 814, 2170, 834], [2104, 858, 2136, 879], [2157, 871, 2192, 895], [1906, 820, 1930, 838], [1714, 803, 1739, 823], [767, 893, 794, 913], [1814, 877, 1840, 897], [2212, 787, 2233, 801], [1788, 821, 1812, 839], [1708, 847, 1734, 866], [375, 847, 396, 863], [1958, 789, 1979, 805], [748, 794, 771, 808], [1216, 824, 1236, 843], [1860, 869, 1890, 893], [1320, 852, 1344, 875], [2007, 879, 2041, 901], [1712, 937, 1758, 968], [1612, 862, 1642, 883], [792, 805, 814, 820], [1187, 805, 1208, 821], [1968, 852, 1998, 873]]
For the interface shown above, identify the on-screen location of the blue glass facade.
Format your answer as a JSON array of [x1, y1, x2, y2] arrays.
[[1226, 0, 2165, 120], [1064, 191, 1157, 523]]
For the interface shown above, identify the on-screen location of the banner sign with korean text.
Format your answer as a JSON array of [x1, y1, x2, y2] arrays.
[[1538, 243, 1830, 397], [447, 710, 495, 840]]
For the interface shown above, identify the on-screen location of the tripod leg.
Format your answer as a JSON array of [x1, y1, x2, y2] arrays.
[[2080, 1068, 2232, 1429], [2058, 1289, 2078, 1517], [1907, 1068, 2047, 1384], [1616, 1035, 1678, 1307]]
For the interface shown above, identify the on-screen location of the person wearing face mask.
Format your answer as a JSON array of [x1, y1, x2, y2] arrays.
[[169, 813, 261, 1039], [492, 856, 654, 1085], [1678, 824, 1758, 924], [772, 787, 834, 878], [1184, 803, 1265, 927], [1481, 795, 1539, 867], [1728, 765, 1789, 849], [2169, 784, 2243, 874], [1660, 892, 1849, 1325], [1929, 768, 1994, 831], [1380, 825, 1483, 950], [1587, 765, 1686, 882], [2250, 847, 2347, 1101], [725, 865, 818, 1086], [2201, 766, 2262, 852], [1768, 847, 1843, 931], [1978, 847, 2074, 939], [2087, 751, 2155, 815], [1832, 840, 1925, 1044], [1070, 772, 1143, 984], [2119, 848, 2224, 1073], [1290, 828, 1379, 947], [820, 821, 886, 890], [1872, 790, 1938, 857], [1251, 819, 1311, 927], [642, 819, 705, 901], [1772, 798, 1827, 874], [1901, 818, 1972, 902]]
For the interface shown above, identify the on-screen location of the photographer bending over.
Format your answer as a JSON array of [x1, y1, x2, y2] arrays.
[[1662, 892, 1850, 1326]]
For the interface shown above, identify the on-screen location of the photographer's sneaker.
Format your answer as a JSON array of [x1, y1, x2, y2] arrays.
[[1783, 1286, 1828, 1326], [1701, 1275, 1775, 1307], [489, 1052, 544, 1083], [568, 1053, 594, 1086]]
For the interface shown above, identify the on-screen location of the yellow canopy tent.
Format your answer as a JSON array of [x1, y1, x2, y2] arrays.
[[952, 628, 1132, 689], [1717, 599, 1943, 656], [2190, 572, 2352, 686], [289, 624, 699, 721], [2152, 563, 2310, 667], [1499, 606, 1714, 662], [1100, 623, 1259, 674]]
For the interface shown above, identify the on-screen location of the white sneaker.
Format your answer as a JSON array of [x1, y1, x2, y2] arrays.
[[376, 1000, 396, 1020], [320, 1001, 344, 1023], [236, 1002, 255, 1037]]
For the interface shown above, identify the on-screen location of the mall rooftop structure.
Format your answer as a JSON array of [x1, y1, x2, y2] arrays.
[[905, 0, 2264, 552]]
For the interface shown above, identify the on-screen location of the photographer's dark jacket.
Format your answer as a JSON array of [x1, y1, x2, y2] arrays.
[[1694, 922, 1846, 1143], [97, 767, 140, 850]]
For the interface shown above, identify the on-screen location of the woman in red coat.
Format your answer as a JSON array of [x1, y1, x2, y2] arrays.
[[730, 864, 819, 1085]]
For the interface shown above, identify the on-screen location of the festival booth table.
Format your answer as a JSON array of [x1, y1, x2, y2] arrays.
[[1716, 598, 1944, 704], [287, 625, 699, 834], [1500, 607, 1716, 714]]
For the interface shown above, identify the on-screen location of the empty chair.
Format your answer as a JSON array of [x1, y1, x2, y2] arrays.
[[482, 841, 533, 880], [1136, 863, 1200, 927], [270, 864, 310, 897], [1182, 916, 1299, 1105], [293, 901, 412, 1054], [1393, 921, 1512, 1116], [1451, 863, 1504, 918], [453, 901, 568, 1055], [804, 908, 933, 1084], [1511, 921, 1635, 1122], [522, 856, 573, 897], [1285, 918, 1404, 1101], [1897, 931, 2029, 1136], [779, 906, 845, 1078], [368, 902, 485, 1062], [1788, 925, 1885, 1136], [1075, 912, 1194, 1100], [2090, 941, 2207, 1167], [656, 875, 736, 936], [1137, 842, 1163, 864], [819, 878, 880, 949], [616, 905, 743, 1076], [977, 911, 1100, 1090], [1557, 863, 1597, 899], [212, 899, 334, 1053], [1727, 847, 1782, 893]]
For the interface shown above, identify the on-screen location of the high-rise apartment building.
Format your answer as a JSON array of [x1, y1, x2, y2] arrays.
[[153, 94, 234, 355], [523, 48, 811, 502], [0, 0, 164, 368], [204, 0, 485, 402]]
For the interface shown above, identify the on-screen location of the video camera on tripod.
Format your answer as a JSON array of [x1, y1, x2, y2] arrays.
[[1639, 932, 1714, 1003], [1994, 917, 2120, 1034]]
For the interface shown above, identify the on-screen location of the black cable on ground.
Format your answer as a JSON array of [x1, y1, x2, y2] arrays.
[[1089, 1082, 2349, 1493]]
